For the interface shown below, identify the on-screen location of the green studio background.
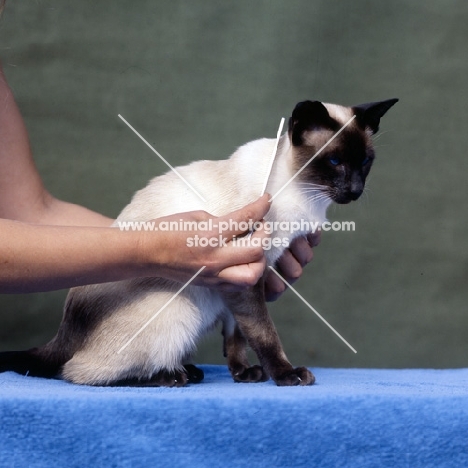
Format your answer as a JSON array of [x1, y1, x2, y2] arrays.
[[0, 1, 467, 368]]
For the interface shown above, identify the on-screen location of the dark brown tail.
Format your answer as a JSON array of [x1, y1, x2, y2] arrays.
[[0, 348, 61, 378]]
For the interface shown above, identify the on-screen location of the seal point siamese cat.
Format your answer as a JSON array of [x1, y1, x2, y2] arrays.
[[0, 98, 397, 387]]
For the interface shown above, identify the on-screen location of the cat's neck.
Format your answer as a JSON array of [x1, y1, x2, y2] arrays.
[[267, 134, 332, 226]]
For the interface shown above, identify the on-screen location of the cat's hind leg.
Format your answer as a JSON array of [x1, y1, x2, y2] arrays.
[[60, 286, 215, 387], [182, 364, 204, 384], [109, 368, 189, 387]]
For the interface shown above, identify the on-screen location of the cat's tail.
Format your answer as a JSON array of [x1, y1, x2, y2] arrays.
[[0, 348, 62, 378]]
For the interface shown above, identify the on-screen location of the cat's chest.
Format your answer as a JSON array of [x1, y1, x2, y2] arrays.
[[262, 194, 328, 265]]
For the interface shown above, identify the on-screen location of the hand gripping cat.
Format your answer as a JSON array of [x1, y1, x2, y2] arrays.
[[0, 99, 397, 387]]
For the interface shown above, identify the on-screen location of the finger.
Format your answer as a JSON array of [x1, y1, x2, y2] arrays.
[[211, 221, 268, 271], [264, 268, 286, 302], [307, 230, 321, 247], [289, 235, 313, 267], [212, 238, 265, 272], [192, 277, 247, 293], [217, 194, 271, 239], [250, 222, 269, 241], [217, 256, 266, 288], [276, 249, 302, 283]]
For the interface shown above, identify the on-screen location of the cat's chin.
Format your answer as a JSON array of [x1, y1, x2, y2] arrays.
[[333, 193, 362, 204], [333, 198, 353, 205]]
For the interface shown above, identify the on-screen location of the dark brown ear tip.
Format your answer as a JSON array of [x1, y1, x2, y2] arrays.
[[291, 100, 325, 116], [352, 98, 399, 134]]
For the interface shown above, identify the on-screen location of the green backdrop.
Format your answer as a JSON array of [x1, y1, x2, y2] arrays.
[[1, 0, 467, 368]]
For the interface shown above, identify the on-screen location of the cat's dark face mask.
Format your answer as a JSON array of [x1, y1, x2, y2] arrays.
[[288, 99, 398, 205]]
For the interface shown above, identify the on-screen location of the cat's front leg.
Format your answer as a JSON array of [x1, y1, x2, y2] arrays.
[[222, 280, 315, 386], [222, 314, 268, 383]]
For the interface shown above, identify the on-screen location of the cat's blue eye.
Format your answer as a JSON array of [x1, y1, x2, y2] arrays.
[[362, 157, 370, 166], [329, 157, 340, 166]]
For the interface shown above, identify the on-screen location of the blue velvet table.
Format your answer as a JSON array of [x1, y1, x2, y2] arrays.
[[1, 366, 468, 468]]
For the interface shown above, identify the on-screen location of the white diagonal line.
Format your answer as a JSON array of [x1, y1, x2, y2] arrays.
[[269, 115, 356, 202], [268, 266, 357, 353], [117, 266, 206, 354], [260, 117, 285, 196], [118, 114, 207, 202]]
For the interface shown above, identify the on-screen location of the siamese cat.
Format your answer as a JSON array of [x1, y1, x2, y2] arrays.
[[0, 98, 397, 387]]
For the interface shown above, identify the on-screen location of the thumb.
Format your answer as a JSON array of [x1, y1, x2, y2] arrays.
[[218, 194, 271, 239]]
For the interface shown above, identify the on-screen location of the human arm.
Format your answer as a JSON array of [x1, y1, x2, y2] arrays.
[[0, 62, 113, 227], [0, 60, 271, 293], [0, 196, 270, 294]]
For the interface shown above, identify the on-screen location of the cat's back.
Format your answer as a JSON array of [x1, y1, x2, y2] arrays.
[[116, 138, 275, 222]]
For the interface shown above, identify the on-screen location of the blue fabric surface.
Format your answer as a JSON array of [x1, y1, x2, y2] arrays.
[[1, 366, 468, 468]]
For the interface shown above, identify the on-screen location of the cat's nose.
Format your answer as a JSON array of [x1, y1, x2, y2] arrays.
[[347, 182, 364, 200], [349, 175, 363, 201], [349, 188, 363, 200]]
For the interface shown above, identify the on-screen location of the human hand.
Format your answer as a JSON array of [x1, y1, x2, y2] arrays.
[[264, 230, 321, 301], [137, 195, 271, 291]]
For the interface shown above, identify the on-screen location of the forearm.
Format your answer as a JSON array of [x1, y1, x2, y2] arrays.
[[0, 196, 271, 294], [0, 219, 142, 293], [37, 195, 114, 227]]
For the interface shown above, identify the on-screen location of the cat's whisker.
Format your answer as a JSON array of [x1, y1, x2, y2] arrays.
[[356, 187, 368, 204], [301, 190, 321, 199], [296, 181, 329, 187], [296, 183, 330, 190], [372, 130, 389, 142], [305, 193, 332, 205], [302, 193, 325, 202], [308, 193, 330, 201], [297, 185, 325, 190], [299, 191, 328, 199], [299, 184, 328, 190], [297, 188, 327, 196], [298, 188, 329, 197]]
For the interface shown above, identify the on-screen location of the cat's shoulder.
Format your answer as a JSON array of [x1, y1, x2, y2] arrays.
[[231, 138, 275, 156], [228, 138, 276, 169]]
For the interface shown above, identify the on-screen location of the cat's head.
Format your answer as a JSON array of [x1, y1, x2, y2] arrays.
[[288, 98, 398, 204]]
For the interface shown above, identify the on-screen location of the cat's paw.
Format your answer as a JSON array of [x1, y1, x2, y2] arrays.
[[144, 369, 188, 387], [231, 364, 269, 383], [109, 368, 189, 387], [183, 364, 204, 384], [274, 367, 315, 386]]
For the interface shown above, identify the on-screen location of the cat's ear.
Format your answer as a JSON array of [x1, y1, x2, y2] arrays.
[[353, 98, 398, 134], [288, 100, 335, 146]]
